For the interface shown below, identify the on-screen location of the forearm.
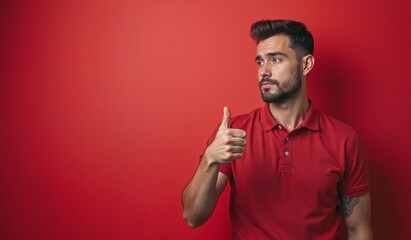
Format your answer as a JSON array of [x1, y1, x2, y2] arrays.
[[347, 227, 373, 240], [183, 108, 245, 227], [182, 157, 221, 228]]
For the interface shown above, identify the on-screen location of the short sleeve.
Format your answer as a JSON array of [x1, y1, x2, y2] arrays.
[[339, 132, 370, 197]]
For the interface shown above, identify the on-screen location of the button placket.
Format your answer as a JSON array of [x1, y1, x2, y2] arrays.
[[282, 134, 292, 171]]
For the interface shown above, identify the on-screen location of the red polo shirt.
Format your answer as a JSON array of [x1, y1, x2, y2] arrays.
[[203, 102, 370, 239]]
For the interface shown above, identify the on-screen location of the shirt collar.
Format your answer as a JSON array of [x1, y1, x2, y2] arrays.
[[301, 101, 320, 131], [261, 103, 279, 132], [261, 100, 320, 132]]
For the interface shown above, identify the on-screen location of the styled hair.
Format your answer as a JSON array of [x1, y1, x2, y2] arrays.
[[250, 19, 314, 56]]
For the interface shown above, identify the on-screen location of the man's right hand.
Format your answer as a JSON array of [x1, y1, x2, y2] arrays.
[[204, 107, 247, 164]]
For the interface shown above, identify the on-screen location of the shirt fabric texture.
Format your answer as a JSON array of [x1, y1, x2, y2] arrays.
[[201, 102, 370, 240]]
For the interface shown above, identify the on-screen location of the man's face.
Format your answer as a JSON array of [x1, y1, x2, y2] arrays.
[[255, 35, 302, 103]]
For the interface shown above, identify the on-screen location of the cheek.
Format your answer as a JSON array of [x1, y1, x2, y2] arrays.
[[274, 66, 290, 79], [278, 64, 299, 78]]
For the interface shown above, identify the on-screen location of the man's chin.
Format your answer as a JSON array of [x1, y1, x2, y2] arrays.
[[261, 92, 287, 103]]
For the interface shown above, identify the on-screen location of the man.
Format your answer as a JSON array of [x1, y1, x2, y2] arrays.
[[182, 19, 372, 239]]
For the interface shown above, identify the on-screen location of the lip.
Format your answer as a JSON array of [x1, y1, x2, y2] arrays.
[[261, 82, 274, 88]]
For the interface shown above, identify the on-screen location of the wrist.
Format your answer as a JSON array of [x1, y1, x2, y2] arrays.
[[202, 152, 220, 169]]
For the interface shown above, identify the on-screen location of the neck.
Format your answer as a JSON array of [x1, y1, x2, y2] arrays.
[[269, 95, 310, 132]]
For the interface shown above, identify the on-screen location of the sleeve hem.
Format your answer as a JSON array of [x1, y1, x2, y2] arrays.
[[341, 183, 370, 197], [219, 164, 232, 179]]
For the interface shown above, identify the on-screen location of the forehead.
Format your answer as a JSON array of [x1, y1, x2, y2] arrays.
[[256, 35, 295, 56]]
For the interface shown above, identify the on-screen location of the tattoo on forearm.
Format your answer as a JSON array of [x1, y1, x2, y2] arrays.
[[340, 195, 359, 218]]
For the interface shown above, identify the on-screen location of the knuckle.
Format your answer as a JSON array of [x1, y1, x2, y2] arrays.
[[224, 145, 231, 151]]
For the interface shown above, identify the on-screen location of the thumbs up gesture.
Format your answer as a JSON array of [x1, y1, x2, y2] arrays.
[[204, 107, 247, 164]]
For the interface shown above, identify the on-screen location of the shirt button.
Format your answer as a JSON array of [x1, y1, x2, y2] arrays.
[[284, 151, 289, 156], [285, 136, 290, 141], [278, 125, 282, 129]]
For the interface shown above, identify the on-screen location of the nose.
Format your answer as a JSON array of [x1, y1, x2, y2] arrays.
[[259, 64, 272, 78]]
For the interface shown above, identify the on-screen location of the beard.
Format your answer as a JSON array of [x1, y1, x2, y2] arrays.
[[259, 70, 302, 103]]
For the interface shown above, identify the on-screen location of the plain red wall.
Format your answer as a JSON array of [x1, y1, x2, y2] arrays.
[[1, 0, 411, 239]]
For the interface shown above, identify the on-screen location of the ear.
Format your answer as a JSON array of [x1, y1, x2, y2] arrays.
[[301, 54, 315, 76]]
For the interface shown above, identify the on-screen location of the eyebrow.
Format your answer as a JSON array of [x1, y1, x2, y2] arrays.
[[255, 51, 288, 61]]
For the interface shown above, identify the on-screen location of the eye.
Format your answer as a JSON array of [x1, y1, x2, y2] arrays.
[[256, 59, 264, 66], [272, 57, 282, 63]]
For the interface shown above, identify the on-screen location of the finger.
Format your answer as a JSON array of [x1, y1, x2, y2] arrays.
[[227, 153, 243, 161], [219, 106, 231, 130], [228, 138, 247, 146], [228, 146, 244, 153], [228, 129, 246, 138]]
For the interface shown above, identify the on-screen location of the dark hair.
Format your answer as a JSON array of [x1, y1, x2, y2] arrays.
[[250, 19, 314, 56]]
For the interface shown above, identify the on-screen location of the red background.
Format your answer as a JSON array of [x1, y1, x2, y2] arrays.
[[1, 0, 411, 239]]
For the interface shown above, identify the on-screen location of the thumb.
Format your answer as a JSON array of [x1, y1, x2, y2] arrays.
[[219, 106, 231, 129]]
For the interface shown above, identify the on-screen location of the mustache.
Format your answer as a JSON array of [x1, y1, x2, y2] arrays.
[[259, 77, 279, 87]]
